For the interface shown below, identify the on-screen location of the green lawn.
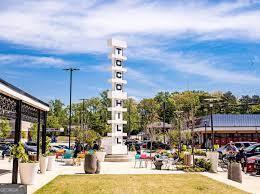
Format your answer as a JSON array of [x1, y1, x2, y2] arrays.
[[35, 174, 248, 194]]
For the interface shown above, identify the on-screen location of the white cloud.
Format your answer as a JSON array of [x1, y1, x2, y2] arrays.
[[0, 0, 260, 85], [131, 47, 260, 84], [0, 54, 69, 68], [0, 0, 260, 54]]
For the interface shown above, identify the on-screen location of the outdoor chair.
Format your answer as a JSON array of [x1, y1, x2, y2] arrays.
[[134, 154, 141, 168], [63, 151, 74, 165], [165, 157, 179, 170], [134, 154, 148, 168]]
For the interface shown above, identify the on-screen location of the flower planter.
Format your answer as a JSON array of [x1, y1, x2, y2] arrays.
[[19, 162, 39, 185], [95, 151, 106, 162], [206, 152, 219, 173], [228, 162, 242, 183], [154, 160, 163, 170], [47, 155, 56, 171], [84, 154, 100, 174], [39, 156, 48, 174]]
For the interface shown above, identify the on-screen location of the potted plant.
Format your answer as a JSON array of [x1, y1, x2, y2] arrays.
[[45, 137, 56, 171], [10, 142, 38, 185], [39, 153, 48, 174], [84, 150, 100, 174], [83, 130, 101, 173]]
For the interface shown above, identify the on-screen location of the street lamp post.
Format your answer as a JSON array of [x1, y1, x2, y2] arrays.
[[204, 120, 207, 152], [63, 68, 79, 149], [209, 103, 214, 151]]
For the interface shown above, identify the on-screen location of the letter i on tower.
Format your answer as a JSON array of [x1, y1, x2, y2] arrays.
[[107, 39, 128, 155]]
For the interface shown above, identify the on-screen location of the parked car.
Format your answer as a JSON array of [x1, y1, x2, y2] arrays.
[[24, 142, 37, 154], [146, 141, 170, 150], [244, 143, 260, 158], [246, 154, 260, 173], [217, 142, 256, 158], [50, 145, 70, 152]]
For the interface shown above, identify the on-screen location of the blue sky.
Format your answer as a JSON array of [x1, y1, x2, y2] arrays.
[[0, 0, 260, 104]]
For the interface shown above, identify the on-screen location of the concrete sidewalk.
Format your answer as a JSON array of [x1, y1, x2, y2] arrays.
[[1, 158, 259, 194], [201, 169, 260, 194]]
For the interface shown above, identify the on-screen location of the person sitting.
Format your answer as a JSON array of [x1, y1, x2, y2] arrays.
[[225, 141, 238, 162], [93, 142, 100, 151], [226, 141, 238, 154]]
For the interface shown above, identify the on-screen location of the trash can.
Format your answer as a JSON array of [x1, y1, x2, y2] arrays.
[[184, 152, 192, 166], [206, 152, 219, 173], [228, 162, 242, 183]]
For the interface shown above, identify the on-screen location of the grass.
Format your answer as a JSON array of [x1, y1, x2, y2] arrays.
[[35, 174, 248, 194]]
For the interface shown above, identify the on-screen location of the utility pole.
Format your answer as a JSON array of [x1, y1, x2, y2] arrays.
[[80, 98, 87, 129], [174, 111, 183, 156], [63, 68, 79, 149]]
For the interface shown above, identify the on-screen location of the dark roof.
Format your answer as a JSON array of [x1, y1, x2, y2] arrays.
[[196, 114, 260, 128], [0, 78, 49, 107]]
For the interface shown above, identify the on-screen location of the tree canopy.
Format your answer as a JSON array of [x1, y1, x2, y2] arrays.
[[47, 90, 260, 137]]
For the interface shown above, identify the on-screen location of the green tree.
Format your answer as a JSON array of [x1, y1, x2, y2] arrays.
[[30, 123, 38, 142], [48, 99, 67, 128], [47, 116, 61, 129], [154, 91, 176, 124], [124, 98, 140, 135], [138, 98, 160, 147], [0, 119, 12, 140]]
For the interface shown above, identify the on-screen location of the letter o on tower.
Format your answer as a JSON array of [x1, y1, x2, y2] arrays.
[[115, 60, 122, 66], [116, 84, 122, 91], [116, 72, 122, 79]]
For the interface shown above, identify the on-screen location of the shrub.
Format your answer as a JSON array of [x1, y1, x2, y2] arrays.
[[176, 165, 206, 172], [182, 145, 187, 151], [194, 150, 206, 156], [195, 158, 211, 171]]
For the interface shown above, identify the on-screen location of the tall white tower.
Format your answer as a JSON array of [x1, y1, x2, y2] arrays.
[[107, 38, 128, 155]]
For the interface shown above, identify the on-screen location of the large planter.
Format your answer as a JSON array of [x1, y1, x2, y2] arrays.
[[19, 162, 39, 185], [207, 152, 219, 173], [84, 154, 100, 174], [39, 156, 48, 174], [95, 151, 106, 162], [154, 160, 163, 170], [228, 162, 242, 183], [47, 155, 56, 171]]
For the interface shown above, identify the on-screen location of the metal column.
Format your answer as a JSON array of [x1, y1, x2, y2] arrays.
[[12, 100, 22, 184], [42, 111, 47, 154], [36, 109, 41, 161]]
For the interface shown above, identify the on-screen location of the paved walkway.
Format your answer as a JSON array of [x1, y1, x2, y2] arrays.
[[0, 158, 259, 194]]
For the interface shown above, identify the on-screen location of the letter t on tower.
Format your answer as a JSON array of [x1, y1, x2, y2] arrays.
[[107, 39, 128, 155]]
